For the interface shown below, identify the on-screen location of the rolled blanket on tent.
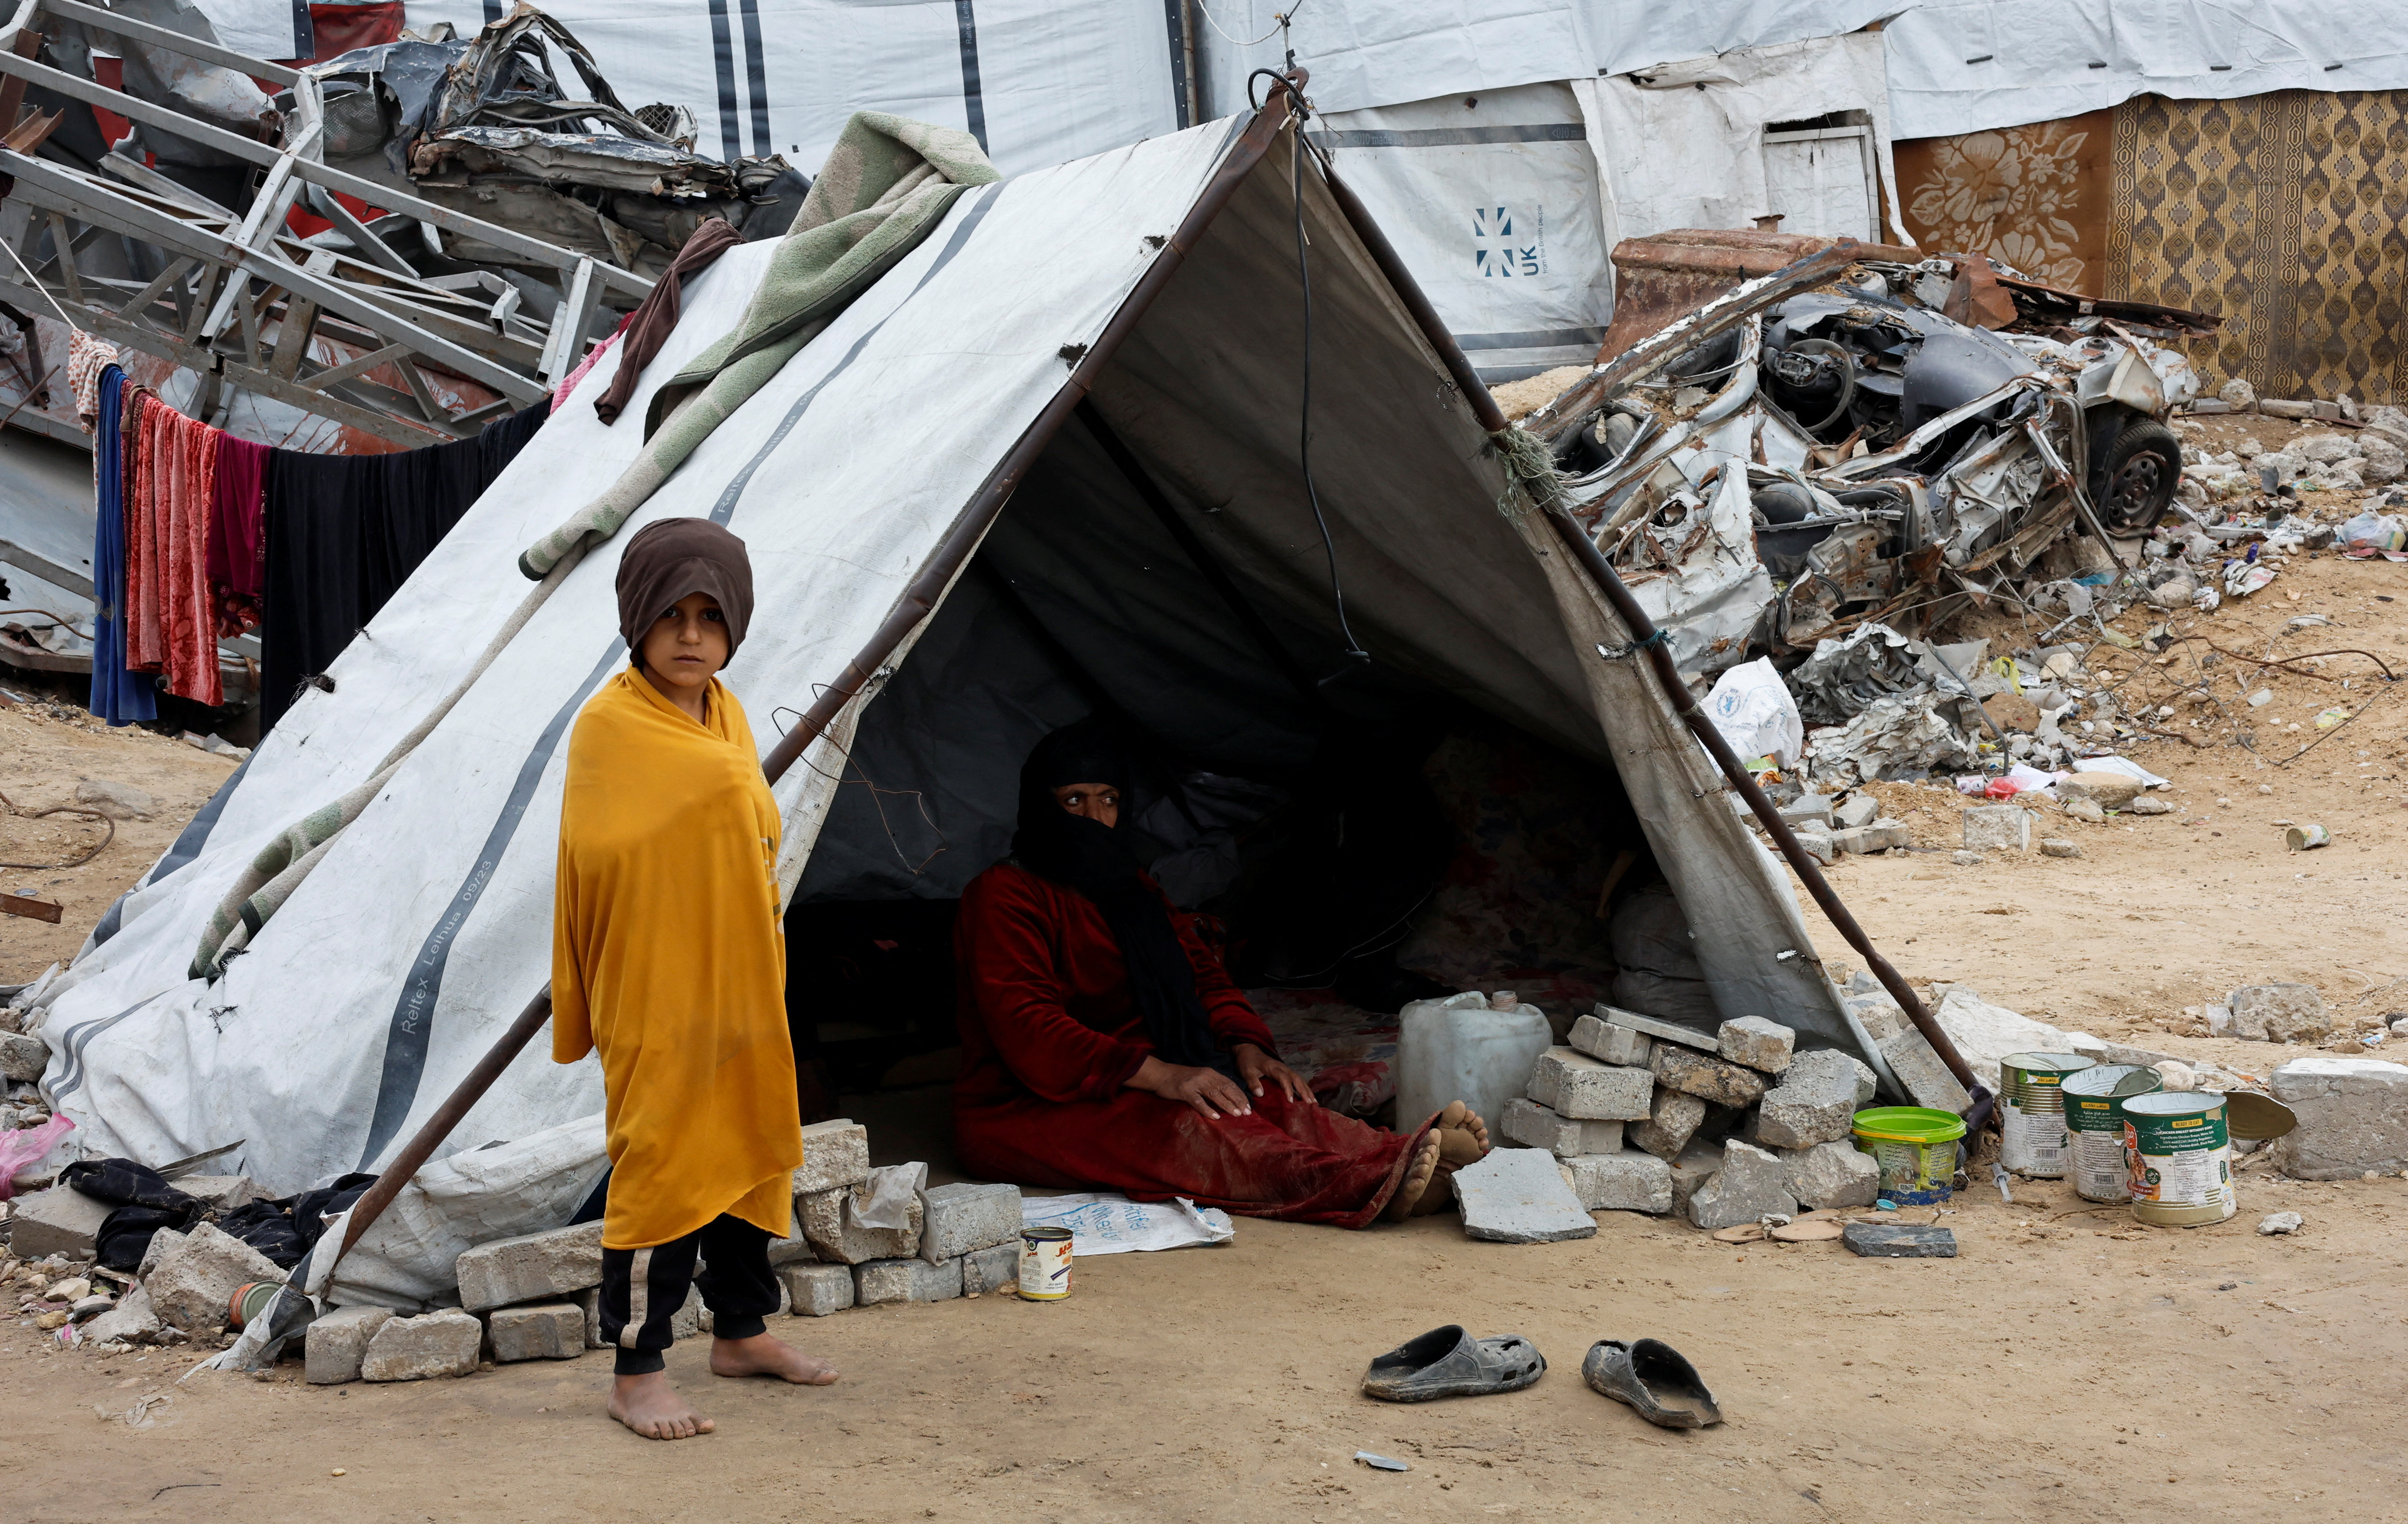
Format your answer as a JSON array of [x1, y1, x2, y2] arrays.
[[515, 111, 1000, 579], [189, 763, 394, 979]]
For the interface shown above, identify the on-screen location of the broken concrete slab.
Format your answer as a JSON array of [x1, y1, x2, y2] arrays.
[[1879, 1028, 1974, 1113], [2230, 983, 2329, 1044], [1718, 1016, 1795, 1074], [1831, 821, 1910, 854], [1595, 1004, 1718, 1052], [1842, 989, 1909, 1042], [779, 1260, 857, 1317], [81, 1285, 162, 1347], [2058, 772, 2143, 809], [1841, 1223, 1957, 1258], [1562, 1150, 1672, 1214], [1451, 1147, 1597, 1244], [5, 1183, 110, 1259], [767, 1234, 815, 1267], [1567, 1013, 1651, 1068], [1780, 795, 1834, 829], [1686, 1140, 1796, 1230], [137, 1228, 186, 1282], [793, 1118, 873, 1196], [1961, 804, 2031, 852], [147, 1222, 284, 1334], [2269, 1057, 2408, 1179], [1500, 1097, 1623, 1158], [1651, 1047, 1770, 1109], [2038, 838, 2081, 858], [454, 1221, 605, 1312], [800, 1186, 922, 1265], [1756, 1058, 1866, 1150], [361, 1309, 482, 1381], [1527, 1047, 1655, 1120], [1792, 829, 1837, 866], [1629, 1088, 1707, 1161], [1779, 1141, 1881, 1209], [962, 1242, 1019, 1295], [1666, 1140, 1723, 1216], [175, 1175, 266, 1212], [305, 1303, 394, 1384], [920, 1182, 1021, 1265], [1932, 986, 2082, 1094], [486, 1302, 584, 1362], [0, 1030, 48, 1083], [1834, 794, 1879, 830], [856, 1256, 964, 1306]]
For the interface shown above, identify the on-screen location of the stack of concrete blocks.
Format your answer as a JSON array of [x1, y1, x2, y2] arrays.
[[789, 1119, 1022, 1313], [1497, 1004, 1883, 1232]]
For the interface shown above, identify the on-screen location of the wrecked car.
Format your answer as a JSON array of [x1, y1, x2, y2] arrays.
[[1524, 229, 2219, 675]]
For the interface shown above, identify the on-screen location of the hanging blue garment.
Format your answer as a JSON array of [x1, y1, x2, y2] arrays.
[[88, 365, 156, 725]]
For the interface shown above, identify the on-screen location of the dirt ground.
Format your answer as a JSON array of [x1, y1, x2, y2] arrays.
[[6, 450, 2408, 1521]]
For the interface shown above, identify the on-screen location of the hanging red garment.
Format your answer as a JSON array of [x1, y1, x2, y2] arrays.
[[163, 413, 220, 704], [207, 433, 268, 636], [952, 861, 1426, 1228], [123, 390, 165, 673]]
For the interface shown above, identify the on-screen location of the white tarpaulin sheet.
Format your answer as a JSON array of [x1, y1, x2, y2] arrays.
[[1020, 1193, 1236, 1255]]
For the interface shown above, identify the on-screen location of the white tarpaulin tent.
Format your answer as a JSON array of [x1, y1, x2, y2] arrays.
[[27, 104, 1873, 1289]]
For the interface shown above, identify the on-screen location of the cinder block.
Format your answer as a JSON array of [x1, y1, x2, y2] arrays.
[[5, 1184, 109, 1259], [1527, 1047, 1655, 1121], [920, 1182, 1021, 1265], [766, 1234, 815, 1267], [792, 1119, 872, 1196], [0, 1030, 46, 1082], [1500, 1096, 1623, 1158], [1718, 1016, 1795, 1074], [1831, 821, 1910, 854], [1756, 1049, 1876, 1149], [305, 1303, 393, 1385], [1567, 1014, 1651, 1068], [454, 1222, 604, 1312], [856, 1256, 963, 1306], [1879, 1028, 1973, 1112], [1595, 1005, 1718, 1052], [146, 1222, 282, 1334], [780, 1261, 857, 1317], [1629, 1088, 1707, 1161], [1561, 1151, 1672, 1214], [1651, 1046, 1769, 1108], [486, 1302, 584, 1362], [800, 1184, 922, 1265], [2270, 1057, 2408, 1179], [360, 1309, 482, 1382], [1962, 804, 2031, 852], [962, 1241, 1019, 1295], [1686, 1140, 1796, 1230]]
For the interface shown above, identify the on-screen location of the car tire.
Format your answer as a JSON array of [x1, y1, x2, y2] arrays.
[[2089, 419, 2183, 533]]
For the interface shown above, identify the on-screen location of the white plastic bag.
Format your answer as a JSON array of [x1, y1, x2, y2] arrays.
[[1702, 657, 1804, 767]]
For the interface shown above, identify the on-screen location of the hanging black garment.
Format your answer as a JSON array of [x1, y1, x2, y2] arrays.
[[260, 401, 550, 728]]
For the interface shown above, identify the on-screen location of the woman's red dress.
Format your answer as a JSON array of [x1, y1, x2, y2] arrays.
[[952, 861, 1425, 1227]]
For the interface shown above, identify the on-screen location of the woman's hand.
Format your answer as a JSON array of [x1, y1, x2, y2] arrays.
[[1128, 1056, 1253, 1119], [1233, 1043, 1314, 1105]]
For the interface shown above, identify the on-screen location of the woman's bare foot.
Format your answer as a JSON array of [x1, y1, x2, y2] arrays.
[[1383, 1130, 1444, 1222], [1435, 1099, 1490, 1162], [609, 1372, 715, 1440], [709, 1330, 839, 1385]]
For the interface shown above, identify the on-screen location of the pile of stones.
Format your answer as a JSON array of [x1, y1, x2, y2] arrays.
[[1497, 1005, 1896, 1230]]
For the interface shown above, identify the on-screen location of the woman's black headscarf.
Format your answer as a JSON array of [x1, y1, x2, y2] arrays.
[[1011, 725, 1234, 1077]]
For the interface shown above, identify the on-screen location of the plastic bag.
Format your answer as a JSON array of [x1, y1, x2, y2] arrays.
[[1702, 657, 1804, 767], [2341, 511, 2408, 560], [0, 1112, 75, 1200], [849, 1161, 926, 1231]]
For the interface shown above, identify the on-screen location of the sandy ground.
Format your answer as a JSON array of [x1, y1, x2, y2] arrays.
[[7, 442, 2408, 1520]]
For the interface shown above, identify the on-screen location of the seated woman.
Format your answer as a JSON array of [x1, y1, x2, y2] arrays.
[[953, 725, 1487, 1226]]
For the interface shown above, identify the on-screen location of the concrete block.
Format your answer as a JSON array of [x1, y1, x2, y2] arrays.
[[792, 1118, 872, 1196], [672, 1285, 703, 1341], [0, 1030, 48, 1082], [1780, 795, 1834, 829], [962, 1242, 1019, 1295], [800, 1184, 922, 1265], [1651, 1047, 1769, 1109], [780, 1261, 857, 1316], [2229, 983, 2329, 1043], [1567, 1013, 1651, 1068], [1791, 830, 1837, 866], [1561, 1150, 1672, 1214], [2269, 1057, 2408, 1179], [1628, 1089, 1707, 1161], [1843, 989, 1909, 1041], [486, 1302, 584, 1362], [1841, 1223, 1956, 1258], [1834, 794, 1879, 830], [1961, 804, 2031, 852], [137, 1228, 186, 1282], [1499, 1097, 1622, 1158], [574, 1287, 607, 1348], [1686, 1141, 1796, 1230], [920, 1182, 1021, 1265], [1879, 1028, 1973, 1113], [360, 1309, 482, 1381], [1451, 1147, 1595, 1243], [1756, 1051, 1874, 1150], [454, 1222, 605, 1312], [1666, 1141, 1723, 1216], [1596, 1004, 1718, 1052], [2057, 772, 2142, 809], [174, 1175, 266, 1211], [1831, 821, 1910, 854], [5, 1184, 109, 1259], [1526, 1047, 1654, 1121], [305, 1303, 394, 1384], [82, 1285, 163, 1347], [766, 1234, 815, 1267], [2038, 838, 2081, 858], [856, 1256, 963, 1306], [147, 1222, 284, 1334], [1779, 1141, 1880, 1209], [1718, 1016, 1795, 1074]]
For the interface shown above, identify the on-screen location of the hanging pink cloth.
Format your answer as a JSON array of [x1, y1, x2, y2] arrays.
[[163, 412, 220, 704], [124, 390, 167, 673], [208, 433, 268, 636]]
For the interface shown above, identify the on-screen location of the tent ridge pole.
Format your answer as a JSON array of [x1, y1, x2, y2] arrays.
[[1310, 151, 1992, 1126]]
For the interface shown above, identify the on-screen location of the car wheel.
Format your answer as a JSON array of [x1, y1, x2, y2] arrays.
[[2090, 419, 2183, 533]]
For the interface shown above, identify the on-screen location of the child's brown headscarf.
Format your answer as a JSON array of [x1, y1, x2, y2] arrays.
[[615, 517, 755, 658]]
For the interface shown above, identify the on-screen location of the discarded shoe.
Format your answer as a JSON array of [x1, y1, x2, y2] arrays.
[[1361, 1325, 1545, 1403], [1581, 1338, 1724, 1428]]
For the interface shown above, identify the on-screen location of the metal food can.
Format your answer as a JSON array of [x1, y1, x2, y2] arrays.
[[2124, 1091, 2236, 1227], [2063, 1064, 2164, 1202], [2285, 824, 2332, 852], [1998, 1052, 2093, 1177], [1017, 1225, 1074, 1301]]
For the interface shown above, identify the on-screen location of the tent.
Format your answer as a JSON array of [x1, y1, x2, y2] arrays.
[[25, 97, 1877, 1285]]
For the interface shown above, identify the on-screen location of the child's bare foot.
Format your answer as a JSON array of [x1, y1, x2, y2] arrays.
[[609, 1372, 715, 1440], [1435, 1099, 1490, 1162], [1383, 1130, 1444, 1221], [710, 1330, 839, 1385]]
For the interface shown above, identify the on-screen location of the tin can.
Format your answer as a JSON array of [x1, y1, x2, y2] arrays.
[[229, 1281, 279, 1329], [2285, 824, 2331, 851], [1998, 1052, 2093, 1177], [2124, 1091, 2235, 1226], [2063, 1064, 2163, 1202], [1018, 1225, 1074, 1301]]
